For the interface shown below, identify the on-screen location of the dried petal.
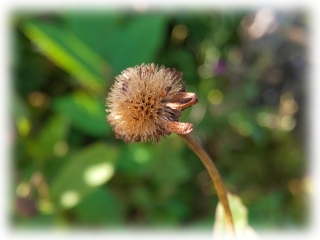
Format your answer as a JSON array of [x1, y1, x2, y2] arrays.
[[163, 121, 193, 135], [165, 92, 198, 110]]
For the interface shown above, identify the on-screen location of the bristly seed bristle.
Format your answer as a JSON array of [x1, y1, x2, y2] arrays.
[[106, 63, 198, 143]]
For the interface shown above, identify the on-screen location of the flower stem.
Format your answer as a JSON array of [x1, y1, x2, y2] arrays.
[[179, 133, 235, 235]]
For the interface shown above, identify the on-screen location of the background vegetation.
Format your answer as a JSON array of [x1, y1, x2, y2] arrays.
[[12, 8, 308, 231]]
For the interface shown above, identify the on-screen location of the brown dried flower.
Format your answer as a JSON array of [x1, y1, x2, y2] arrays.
[[106, 63, 198, 143]]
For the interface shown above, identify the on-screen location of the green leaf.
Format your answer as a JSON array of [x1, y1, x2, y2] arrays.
[[15, 214, 56, 228], [248, 192, 284, 229], [150, 197, 191, 227], [20, 19, 109, 92], [115, 143, 154, 177], [11, 91, 29, 119], [131, 185, 153, 212], [151, 136, 191, 188], [66, 12, 167, 75], [75, 187, 123, 225], [12, 91, 31, 137], [52, 91, 110, 137], [33, 114, 70, 161], [50, 142, 119, 208]]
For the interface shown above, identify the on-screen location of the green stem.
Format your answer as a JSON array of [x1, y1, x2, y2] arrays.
[[179, 133, 235, 235]]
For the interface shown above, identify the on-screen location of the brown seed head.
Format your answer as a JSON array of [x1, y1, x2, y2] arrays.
[[106, 63, 198, 143]]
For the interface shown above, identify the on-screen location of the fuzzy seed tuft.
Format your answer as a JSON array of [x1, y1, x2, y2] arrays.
[[106, 63, 198, 143]]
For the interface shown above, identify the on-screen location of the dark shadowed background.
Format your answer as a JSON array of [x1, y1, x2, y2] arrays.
[[11, 8, 309, 232]]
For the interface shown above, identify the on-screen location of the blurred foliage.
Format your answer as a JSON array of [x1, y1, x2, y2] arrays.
[[11, 9, 309, 232]]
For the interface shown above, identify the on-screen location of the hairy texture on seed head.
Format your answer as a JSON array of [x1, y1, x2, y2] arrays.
[[106, 63, 198, 143]]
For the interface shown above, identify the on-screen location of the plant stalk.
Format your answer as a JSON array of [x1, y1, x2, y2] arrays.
[[179, 133, 234, 235]]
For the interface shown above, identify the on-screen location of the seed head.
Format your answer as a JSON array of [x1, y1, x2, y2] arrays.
[[106, 63, 198, 143]]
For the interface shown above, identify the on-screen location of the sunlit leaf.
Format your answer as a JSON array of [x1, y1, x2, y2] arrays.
[[213, 193, 258, 238], [50, 142, 119, 208], [20, 19, 109, 92]]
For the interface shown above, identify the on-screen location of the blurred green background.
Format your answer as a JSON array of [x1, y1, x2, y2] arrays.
[[11, 8, 309, 231]]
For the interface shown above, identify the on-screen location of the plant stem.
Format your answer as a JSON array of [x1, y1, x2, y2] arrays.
[[179, 133, 235, 235]]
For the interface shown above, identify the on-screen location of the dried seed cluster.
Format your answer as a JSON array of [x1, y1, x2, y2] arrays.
[[106, 63, 198, 143]]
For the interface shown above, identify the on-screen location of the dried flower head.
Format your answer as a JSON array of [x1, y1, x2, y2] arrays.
[[106, 63, 198, 143]]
